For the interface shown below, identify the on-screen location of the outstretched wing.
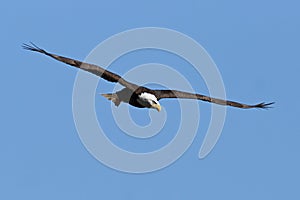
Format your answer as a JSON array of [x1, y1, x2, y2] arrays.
[[154, 90, 274, 109], [22, 43, 139, 91]]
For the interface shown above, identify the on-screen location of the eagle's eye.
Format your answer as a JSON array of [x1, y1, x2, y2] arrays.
[[151, 100, 157, 104]]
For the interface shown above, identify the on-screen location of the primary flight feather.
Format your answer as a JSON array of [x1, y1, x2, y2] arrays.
[[23, 43, 274, 111]]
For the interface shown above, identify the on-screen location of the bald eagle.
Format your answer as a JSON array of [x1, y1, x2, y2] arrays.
[[23, 43, 274, 111]]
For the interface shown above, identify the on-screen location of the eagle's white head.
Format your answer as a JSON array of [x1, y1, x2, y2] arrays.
[[138, 92, 161, 112]]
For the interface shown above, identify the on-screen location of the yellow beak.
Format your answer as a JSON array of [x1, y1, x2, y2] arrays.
[[152, 104, 161, 112]]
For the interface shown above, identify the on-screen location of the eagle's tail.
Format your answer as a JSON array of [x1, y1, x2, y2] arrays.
[[101, 93, 121, 106]]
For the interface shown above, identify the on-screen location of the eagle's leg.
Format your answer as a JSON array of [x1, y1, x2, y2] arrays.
[[101, 93, 121, 106]]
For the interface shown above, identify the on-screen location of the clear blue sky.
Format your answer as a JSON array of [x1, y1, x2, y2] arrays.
[[1, 0, 299, 199]]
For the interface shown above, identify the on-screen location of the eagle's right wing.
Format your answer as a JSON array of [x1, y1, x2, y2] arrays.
[[22, 43, 139, 91], [154, 89, 274, 109]]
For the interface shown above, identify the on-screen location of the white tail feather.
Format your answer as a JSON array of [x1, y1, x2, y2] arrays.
[[101, 93, 121, 106]]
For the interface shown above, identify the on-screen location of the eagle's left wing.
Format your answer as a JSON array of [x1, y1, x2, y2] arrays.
[[22, 43, 139, 91], [153, 89, 274, 109]]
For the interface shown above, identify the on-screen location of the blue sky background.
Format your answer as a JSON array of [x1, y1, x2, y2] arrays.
[[1, 0, 300, 199]]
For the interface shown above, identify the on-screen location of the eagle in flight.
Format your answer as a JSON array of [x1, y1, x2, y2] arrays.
[[23, 43, 274, 111]]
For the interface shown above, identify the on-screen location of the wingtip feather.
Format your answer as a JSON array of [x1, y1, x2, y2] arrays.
[[254, 102, 275, 109], [22, 42, 46, 54]]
